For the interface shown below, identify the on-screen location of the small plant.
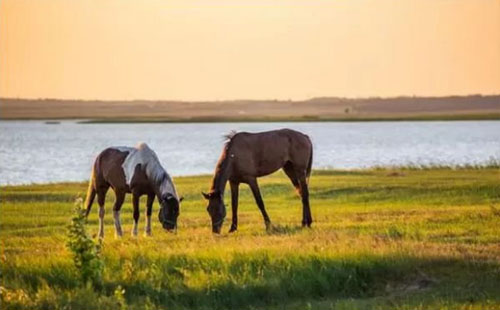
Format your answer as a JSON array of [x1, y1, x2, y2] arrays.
[[113, 285, 127, 310], [67, 198, 104, 289], [0, 286, 33, 308]]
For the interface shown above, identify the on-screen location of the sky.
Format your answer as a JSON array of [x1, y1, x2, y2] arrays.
[[1, 0, 499, 101]]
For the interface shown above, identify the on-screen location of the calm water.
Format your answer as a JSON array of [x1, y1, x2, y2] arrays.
[[0, 120, 499, 185]]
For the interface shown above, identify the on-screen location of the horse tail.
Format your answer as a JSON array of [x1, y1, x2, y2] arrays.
[[306, 137, 313, 183], [84, 162, 97, 217]]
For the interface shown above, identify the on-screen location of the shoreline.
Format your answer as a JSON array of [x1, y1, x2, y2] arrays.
[[2, 95, 499, 121], [79, 114, 500, 123], [1, 113, 500, 123]]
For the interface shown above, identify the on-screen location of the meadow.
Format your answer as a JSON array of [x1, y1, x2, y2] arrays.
[[1, 167, 499, 309]]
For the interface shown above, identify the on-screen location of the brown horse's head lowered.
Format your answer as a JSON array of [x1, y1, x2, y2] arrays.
[[202, 190, 227, 233], [203, 129, 313, 234]]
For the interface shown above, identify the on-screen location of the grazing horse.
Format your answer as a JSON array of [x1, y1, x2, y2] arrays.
[[202, 129, 313, 233], [84, 143, 182, 238]]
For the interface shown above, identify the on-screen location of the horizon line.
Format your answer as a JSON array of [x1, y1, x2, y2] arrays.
[[2, 93, 500, 103]]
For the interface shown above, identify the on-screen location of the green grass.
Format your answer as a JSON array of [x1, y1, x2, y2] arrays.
[[1, 168, 500, 309]]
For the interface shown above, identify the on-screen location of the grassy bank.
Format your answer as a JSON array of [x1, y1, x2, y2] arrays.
[[2, 95, 499, 121], [1, 168, 499, 309], [77, 113, 500, 123]]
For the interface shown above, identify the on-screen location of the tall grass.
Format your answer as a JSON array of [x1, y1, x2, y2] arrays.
[[1, 168, 499, 309]]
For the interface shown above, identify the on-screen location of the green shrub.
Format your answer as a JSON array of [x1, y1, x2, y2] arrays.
[[66, 198, 104, 289]]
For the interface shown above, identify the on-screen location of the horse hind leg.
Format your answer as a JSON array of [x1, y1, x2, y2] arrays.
[[284, 162, 312, 227], [289, 163, 312, 227], [97, 186, 109, 239], [297, 172, 313, 228], [283, 162, 300, 193]]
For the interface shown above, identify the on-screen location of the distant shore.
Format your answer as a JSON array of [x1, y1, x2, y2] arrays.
[[1, 95, 499, 121], [77, 114, 500, 123]]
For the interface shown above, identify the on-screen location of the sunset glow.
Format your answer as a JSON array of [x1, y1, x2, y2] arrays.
[[1, 0, 499, 100]]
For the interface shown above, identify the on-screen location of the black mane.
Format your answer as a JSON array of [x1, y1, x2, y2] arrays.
[[223, 130, 238, 148], [209, 131, 239, 193]]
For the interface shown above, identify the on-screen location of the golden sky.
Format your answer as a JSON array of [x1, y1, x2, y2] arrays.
[[1, 0, 499, 101]]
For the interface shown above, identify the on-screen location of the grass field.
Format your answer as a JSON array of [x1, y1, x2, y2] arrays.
[[1, 168, 499, 309]]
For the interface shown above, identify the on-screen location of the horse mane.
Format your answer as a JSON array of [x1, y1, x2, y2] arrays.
[[209, 131, 238, 193], [121, 143, 178, 198], [223, 130, 238, 147]]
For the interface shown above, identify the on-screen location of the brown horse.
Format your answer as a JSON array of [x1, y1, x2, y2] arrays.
[[84, 143, 182, 238], [202, 129, 313, 233]]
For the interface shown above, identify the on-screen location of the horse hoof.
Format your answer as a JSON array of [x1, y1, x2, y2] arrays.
[[306, 219, 313, 228], [265, 222, 272, 231], [229, 227, 237, 233]]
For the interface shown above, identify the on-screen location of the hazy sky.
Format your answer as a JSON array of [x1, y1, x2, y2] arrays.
[[1, 0, 499, 101]]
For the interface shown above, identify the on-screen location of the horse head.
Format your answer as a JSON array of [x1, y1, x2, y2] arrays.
[[202, 191, 226, 234], [158, 194, 183, 232]]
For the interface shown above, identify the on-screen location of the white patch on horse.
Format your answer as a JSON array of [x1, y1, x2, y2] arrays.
[[120, 143, 178, 199], [113, 210, 123, 237], [132, 221, 138, 237], [145, 215, 152, 236]]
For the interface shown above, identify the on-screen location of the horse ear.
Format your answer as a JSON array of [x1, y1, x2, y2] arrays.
[[179, 196, 184, 202], [201, 192, 210, 200]]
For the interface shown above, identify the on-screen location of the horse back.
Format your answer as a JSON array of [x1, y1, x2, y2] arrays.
[[94, 148, 129, 190], [230, 129, 312, 177]]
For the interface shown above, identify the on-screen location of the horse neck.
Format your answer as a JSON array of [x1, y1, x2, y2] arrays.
[[210, 150, 233, 194], [146, 163, 171, 198], [155, 176, 169, 197]]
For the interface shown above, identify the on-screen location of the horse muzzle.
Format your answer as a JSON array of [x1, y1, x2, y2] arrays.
[[164, 226, 176, 233], [212, 225, 222, 234], [212, 218, 224, 234], [162, 220, 177, 232]]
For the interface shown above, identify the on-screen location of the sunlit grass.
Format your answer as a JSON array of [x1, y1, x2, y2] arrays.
[[1, 168, 499, 309]]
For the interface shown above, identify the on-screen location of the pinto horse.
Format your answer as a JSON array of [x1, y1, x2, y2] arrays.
[[84, 143, 182, 238], [202, 129, 313, 233]]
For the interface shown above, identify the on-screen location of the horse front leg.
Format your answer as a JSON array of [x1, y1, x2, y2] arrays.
[[131, 193, 140, 237], [229, 181, 239, 233], [248, 178, 272, 230], [112, 190, 126, 238], [145, 194, 154, 236]]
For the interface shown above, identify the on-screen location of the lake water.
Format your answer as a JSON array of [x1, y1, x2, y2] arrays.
[[0, 120, 499, 185]]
